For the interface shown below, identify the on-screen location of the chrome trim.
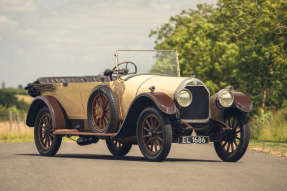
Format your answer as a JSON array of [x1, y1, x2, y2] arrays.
[[175, 78, 211, 124], [175, 88, 192, 108], [216, 89, 234, 108]]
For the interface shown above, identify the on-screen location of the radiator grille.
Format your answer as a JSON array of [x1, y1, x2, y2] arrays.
[[179, 86, 209, 121]]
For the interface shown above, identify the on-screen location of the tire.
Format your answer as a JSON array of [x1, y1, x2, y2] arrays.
[[34, 107, 62, 156], [214, 111, 250, 162], [87, 86, 119, 133], [136, 107, 172, 162], [106, 137, 132, 157]]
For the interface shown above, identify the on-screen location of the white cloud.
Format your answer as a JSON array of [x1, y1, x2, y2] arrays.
[[0, 15, 18, 26], [22, 28, 38, 36], [0, 0, 217, 87], [0, 0, 37, 12]]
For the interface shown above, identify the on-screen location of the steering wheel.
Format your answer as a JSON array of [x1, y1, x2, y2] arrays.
[[112, 61, 137, 75]]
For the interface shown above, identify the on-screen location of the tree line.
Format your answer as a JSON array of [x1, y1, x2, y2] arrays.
[[150, 0, 287, 113], [0, 88, 29, 120]]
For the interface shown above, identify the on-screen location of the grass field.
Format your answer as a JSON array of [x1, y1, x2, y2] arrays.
[[16, 94, 33, 104], [249, 140, 287, 158], [0, 122, 33, 143], [0, 121, 75, 143]]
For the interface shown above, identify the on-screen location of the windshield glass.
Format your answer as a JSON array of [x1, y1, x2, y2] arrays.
[[116, 50, 179, 76]]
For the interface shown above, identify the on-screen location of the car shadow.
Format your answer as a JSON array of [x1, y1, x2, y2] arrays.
[[17, 153, 221, 163]]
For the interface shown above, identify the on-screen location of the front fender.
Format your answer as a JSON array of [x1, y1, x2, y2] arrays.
[[210, 91, 252, 122], [141, 92, 176, 115], [232, 92, 253, 112], [116, 92, 176, 138], [26, 96, 66, 130]]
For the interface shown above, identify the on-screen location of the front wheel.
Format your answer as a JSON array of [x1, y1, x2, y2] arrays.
[[106, 137, 132, 156], [34, 107, 62, 156], [136, 107, 172, 162], [214, 112, 250, 162]]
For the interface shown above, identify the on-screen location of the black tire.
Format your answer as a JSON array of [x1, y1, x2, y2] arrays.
[[214, 111, 250, 162], [136, 107, 172, 162], [34, 107, 62, 156], [87, 86, 119, 133], [106, 137, 132, 156]]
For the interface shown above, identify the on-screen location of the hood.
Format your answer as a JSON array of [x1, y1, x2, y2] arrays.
[[121, 74, 191, 99], [136, 75, 189, 98]]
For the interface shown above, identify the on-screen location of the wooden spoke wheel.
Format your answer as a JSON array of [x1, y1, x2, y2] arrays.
[[141, 114, 163, 155], [137, 107, 172, 162], [91, 93, 111, 132], [38, 113, 54, 149], [106, 137, 132, 157], [34, 107, 62, 156], [214, 112, 250, 162], [87, 86, 119, 133]]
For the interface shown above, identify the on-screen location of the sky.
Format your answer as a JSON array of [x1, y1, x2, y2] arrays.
[[0, 0, 216, 87]]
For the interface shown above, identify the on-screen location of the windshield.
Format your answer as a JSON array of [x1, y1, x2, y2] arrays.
[[115, 50, 179, 76]]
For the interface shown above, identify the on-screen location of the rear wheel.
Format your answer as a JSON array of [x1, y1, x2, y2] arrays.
[[214, 112, 250, 162], [106, 137, 132, 156], [34, 107, 62, 156], [137, 107, 172, 162]]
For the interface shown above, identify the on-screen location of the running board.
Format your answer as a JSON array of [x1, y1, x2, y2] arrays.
[[53, 129, 116, 137]]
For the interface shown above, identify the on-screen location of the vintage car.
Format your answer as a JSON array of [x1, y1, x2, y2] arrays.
[[25, 50, 252, 162]]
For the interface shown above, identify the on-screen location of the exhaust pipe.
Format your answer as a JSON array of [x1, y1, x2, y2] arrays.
[[77, 137, 99, 146]]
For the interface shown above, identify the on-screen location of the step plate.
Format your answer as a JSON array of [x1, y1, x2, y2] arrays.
[[53, 129, 116, 137]]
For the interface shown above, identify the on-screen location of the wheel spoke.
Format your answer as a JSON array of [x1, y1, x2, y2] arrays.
[[234, 140, 238, 147], [144, 134, 151, 138], [146, 139, 152, 145], [154, 142, 158, 152], [222, 140, 227, 148], [141, 114, 163, 154], [156, 136, 163, 142], [227, 143, 231, 152], [143, 127, 150, 132], [155, 131, 162, 135], [150, 144, 154, 152], [145, 120, 152, 129]]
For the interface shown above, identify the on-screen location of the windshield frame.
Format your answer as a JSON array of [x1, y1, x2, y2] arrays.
[[114, 49, 180, 77]]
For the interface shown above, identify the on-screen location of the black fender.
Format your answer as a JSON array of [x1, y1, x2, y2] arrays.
[[210, 91, 252, 123], [116, 92, 176, 138], [26, 96, 66, 130]]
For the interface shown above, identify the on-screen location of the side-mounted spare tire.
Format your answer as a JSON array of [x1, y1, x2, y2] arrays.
[[87, 85, 119, 133]]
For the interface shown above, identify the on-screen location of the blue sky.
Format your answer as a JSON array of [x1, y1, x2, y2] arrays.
[[0, 0, 216, 87]]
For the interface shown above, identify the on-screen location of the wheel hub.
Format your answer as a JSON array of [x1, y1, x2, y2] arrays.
[[225, 131, 236, 143]]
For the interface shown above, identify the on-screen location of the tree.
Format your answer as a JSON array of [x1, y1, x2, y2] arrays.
[[150, 0, 287, 112], [0, 89, 29, 111], [1, 82, 5, 89]]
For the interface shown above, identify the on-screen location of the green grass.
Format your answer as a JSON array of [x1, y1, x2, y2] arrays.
[[250, 108, 287, 142], [249, 139, 287, 157], [0, 88, 28, 95], [0, 130, 34, 143]]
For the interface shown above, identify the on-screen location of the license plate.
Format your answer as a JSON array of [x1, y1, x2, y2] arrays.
[[178, 136, 210, 144]]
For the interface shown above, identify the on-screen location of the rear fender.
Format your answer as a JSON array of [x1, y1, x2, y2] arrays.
[[26, 96, 66, 130]]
